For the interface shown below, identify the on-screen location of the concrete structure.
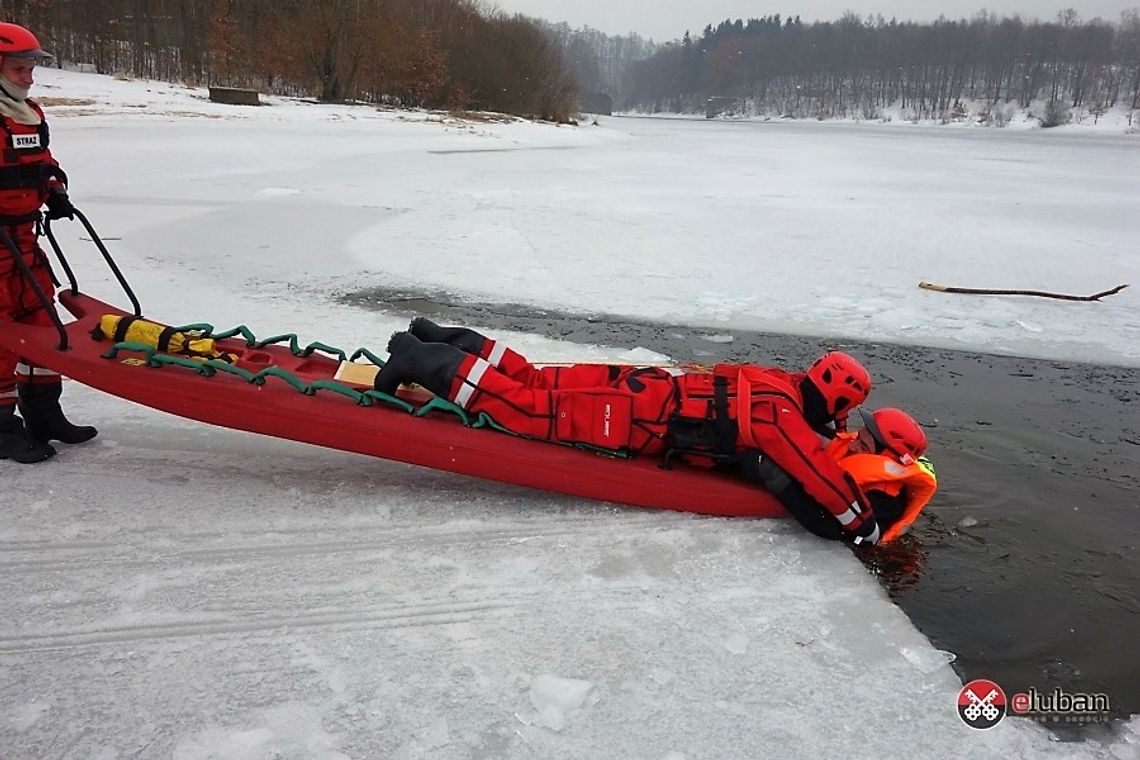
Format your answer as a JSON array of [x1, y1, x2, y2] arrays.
[[208, 87, 261, 106]]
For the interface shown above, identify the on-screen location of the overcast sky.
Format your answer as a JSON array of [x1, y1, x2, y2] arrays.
[[489, 1, 1139, 40]]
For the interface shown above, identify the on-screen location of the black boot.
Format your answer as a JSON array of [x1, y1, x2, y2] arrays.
[[0, 405, 56, 463], [374, 331, 467, 397], [409, 317, 488, 355], [18, 382, 98, 445]]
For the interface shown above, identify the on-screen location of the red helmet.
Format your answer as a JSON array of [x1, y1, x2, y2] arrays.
[[804, 351, 871, 424], [859, 407, 927, 464], [0, 23, 52, 59]]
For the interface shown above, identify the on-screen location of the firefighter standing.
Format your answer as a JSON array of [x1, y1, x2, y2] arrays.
[[0, 22, 96, 464]]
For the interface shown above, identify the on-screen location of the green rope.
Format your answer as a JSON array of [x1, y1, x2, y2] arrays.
[[206, 360, 260, 383], [100, 323, 628, 457], [572, 442, 631, 459], [169, 322, 216, 335], [176, 323, 351, 362], [309, 380, 365, 403], [349, 347, 387, 367], [470, 409, 630, 458], [414, 396, 470, 425], [362, 390, 414, 413], [471, 411, 508, 432], [101, 341, 158, 364], [198, 324, 256, 344], [254, 334, 348, 362], [99, 333, 410, 413]]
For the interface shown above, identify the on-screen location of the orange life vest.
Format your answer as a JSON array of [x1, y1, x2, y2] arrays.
[[827, 433, 938, 542]]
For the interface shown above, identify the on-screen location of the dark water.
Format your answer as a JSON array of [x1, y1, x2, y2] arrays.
[[344, 286, 1140, 736]]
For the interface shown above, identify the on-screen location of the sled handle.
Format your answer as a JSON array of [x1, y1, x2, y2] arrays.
[[44, 208, 143, 319], [0, 222, 71, 351]]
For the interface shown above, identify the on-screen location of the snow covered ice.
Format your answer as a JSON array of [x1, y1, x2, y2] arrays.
[[2, 69, 1138, 759]]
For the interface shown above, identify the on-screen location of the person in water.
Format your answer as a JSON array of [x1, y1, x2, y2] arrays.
[[376, 318, 904, 545], [748, 406, 937, 544]]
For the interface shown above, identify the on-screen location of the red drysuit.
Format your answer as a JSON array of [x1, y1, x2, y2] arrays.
[[444, 339, 874, 534], [1, 97, 65, 407]]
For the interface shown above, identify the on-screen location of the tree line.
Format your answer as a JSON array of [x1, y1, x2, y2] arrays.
[[541, 21, 656, 103], [0, 0, 578, 120], [622, 10, 1140, 123]]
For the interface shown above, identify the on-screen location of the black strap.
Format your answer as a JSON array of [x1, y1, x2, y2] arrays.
[[0, 209, 42, 226], [156, 326, 178, 352], [0, 162, 66, 191], [711, 376, 737, 456], [112, 315, 139, 343], [0, 165, 45, 190], [662, 440, 746, 470]]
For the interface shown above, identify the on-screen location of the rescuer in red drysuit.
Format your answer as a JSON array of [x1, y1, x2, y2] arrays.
[[0, 23, 97, 464], [766, 407, 938, 544], [376, 317, 885, 545]]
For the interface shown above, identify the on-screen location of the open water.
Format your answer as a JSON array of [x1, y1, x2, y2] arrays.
[[344, 286, 1140, 737]]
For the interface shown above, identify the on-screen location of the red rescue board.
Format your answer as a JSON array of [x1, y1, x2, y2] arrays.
[[0, 291, 786, 518]]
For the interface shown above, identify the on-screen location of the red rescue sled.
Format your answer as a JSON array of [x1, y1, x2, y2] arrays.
[[0, 213, 784, 517]]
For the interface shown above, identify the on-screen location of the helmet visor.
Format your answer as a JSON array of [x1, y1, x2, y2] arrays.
[[8, 49, 52, 60]]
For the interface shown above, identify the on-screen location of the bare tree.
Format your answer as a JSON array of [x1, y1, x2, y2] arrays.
[[620, 9, 1140, 123], [0, 0, 578, 117]]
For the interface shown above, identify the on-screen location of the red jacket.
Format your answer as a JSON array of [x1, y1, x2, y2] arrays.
[[675, 364, 875, 533]]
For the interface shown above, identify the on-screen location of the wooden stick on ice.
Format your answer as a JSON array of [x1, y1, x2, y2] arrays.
[[918, 281, 1129, 302]]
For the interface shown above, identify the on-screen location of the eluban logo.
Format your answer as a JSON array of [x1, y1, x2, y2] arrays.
[[1010, 687, 1113, 725], [958, 680, 1113, 728], [958, 679, 1007, 729]]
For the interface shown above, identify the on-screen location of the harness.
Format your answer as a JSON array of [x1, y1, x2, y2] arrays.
[[0, 101, 66, 196], [661, 374, 738, 468], [0, 101, 62, 268], [662, 366, 802, 469]]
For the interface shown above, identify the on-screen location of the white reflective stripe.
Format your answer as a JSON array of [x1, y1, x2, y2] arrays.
[[0, 389, 17, 399], [15, 363, 59, 377], [853, 523, 882, 546], [837, 506, 859, 526], [486, 340, 507, 368], [453, 358, 491, 410]]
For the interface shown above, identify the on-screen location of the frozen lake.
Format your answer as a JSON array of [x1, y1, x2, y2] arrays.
[[2, 70, 1137, 759]]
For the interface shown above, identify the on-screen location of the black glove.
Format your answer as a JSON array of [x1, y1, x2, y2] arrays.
[[45, 188, 75, 221], [847, 517, 882, 547]]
